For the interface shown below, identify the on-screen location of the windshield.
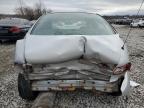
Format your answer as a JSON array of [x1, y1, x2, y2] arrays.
[[31, 13, 115, 35]]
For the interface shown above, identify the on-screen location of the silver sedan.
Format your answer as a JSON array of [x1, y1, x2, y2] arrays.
[[15, 12, 131, 100]]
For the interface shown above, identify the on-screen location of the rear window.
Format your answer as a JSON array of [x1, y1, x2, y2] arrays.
[[31, 13, 115, 35]]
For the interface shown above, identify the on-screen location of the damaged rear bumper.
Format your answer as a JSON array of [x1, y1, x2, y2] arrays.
[[31, 72, 130, 95]]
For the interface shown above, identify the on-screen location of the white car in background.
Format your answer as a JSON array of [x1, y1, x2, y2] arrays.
[[130, 19, 144, 28], [15, 12, 131, 100]]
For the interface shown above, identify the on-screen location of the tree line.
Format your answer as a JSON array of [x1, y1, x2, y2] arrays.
[[15, 0, 52, 20]]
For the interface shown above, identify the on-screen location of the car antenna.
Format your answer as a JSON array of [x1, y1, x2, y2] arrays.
[[121, 0, 144, 50]]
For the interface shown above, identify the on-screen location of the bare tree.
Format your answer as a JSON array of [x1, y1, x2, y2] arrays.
[[23, 7, 35, 20], [15, 0, 51, 20], [17, 0, 25, 16], [33, 0, 49, 19]]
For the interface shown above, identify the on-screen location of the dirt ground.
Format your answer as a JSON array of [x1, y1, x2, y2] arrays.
[[0, 25, 144, 108]]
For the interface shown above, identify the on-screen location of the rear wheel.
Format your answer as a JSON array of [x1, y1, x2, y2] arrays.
[[138, 24, 142, 29], [109, 78, 123, 96], [18, 73, 38, 100], [110, 90, 122, 96]]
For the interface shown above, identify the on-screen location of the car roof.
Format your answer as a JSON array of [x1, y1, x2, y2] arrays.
[[0, 18, 30, 27], [43, 11, 100, 17]]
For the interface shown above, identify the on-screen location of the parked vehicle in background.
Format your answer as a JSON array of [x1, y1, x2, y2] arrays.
[[30, 20, 37, 26], [130, 19, 144, 28], [0, 18, 31, 41], [15, 12, 131, 100]]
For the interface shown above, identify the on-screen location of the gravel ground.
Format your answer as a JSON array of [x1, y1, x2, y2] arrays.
[[0, 25, 144, 108]]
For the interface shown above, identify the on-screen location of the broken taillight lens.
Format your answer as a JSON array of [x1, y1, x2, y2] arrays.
[[113, 62, 131, 75]]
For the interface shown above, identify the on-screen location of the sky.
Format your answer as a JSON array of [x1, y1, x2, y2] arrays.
[[0, 0, 144, 15]]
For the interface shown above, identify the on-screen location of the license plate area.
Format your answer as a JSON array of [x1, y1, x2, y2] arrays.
[[32, 80, 109, 91]]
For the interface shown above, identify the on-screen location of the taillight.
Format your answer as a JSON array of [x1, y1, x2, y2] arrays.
[[113, 63, 131, 75], [9, 26, 21, 33]]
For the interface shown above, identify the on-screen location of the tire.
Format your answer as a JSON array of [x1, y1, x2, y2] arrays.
[[18, 73, 38, 100], [138, 25, 142, 29], [130, 24, 134, 28], [109, 78, 124, 96], [110, 91, 122, 96]]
